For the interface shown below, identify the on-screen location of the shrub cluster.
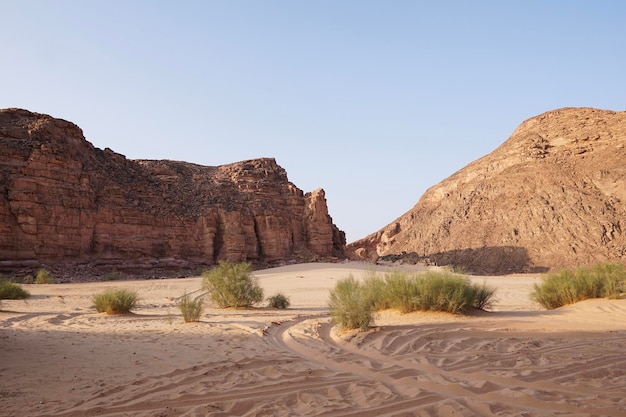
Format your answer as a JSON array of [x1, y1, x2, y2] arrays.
[[329, 270, 495, 330], [267, 292, 291, 309], [35, 269, 55, 284], [177, 292, 205, 322], [93, 288, 139, 314], [0, 281, 30, 300], [202, 261, 264, 308], [531, 263, 625, 309], [328, 276, 374, 330]]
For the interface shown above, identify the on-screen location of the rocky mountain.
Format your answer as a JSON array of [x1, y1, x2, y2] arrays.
[[0, 109, 345, 279], [348, 108, 626, 274]]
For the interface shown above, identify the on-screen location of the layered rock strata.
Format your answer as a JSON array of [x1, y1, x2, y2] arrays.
[[0, 109, 345, 279], [348, 108, 626, 274]]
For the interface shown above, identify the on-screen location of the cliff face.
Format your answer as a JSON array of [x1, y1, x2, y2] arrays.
[[0, 109, 345, 278], [348, 108, 626, 274]]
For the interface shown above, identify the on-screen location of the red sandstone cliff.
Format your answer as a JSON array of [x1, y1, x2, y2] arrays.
[[348, 108, 626, 274], [0, 109, 345, 279]]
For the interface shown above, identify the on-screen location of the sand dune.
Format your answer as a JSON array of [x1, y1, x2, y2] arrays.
[[1, 262, 625, 416]]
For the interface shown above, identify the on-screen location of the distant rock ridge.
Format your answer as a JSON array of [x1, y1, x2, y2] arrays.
[[348, 107, 626, 274], [0, 108, 345, 279]]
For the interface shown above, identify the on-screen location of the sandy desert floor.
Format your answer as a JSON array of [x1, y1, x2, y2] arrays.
[[1, 262, 626, 416]]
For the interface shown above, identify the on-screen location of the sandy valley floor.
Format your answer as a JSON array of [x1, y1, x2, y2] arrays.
[[1, 262, 626, 416]]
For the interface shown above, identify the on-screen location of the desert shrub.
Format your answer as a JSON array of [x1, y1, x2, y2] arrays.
[[379, 270, 494, 314], [267, 292, 291, 309], [35, 269, 55, 284], [328, 275, 375, 330], [592, 262, 625, 299], [411, 271, 477, 314], [0, 281, 30, 300], [380, 271, 420, 313], [531, 263, 625, 309], [201, 261, 264, 308], [177, 292, 204, 322], [469, 281, 497, 310], [93, 288, 139, 314], [328, 270, 496, 331], [362, 273, 390, 311]]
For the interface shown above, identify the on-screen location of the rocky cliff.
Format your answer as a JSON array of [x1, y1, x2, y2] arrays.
[[348, 108, 626, 274], [0, 109, 345, 279]]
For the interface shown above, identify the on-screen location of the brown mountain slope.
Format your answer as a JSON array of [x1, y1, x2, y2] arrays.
[[348, 107, 626, 274], [0, 109, 345, 279]]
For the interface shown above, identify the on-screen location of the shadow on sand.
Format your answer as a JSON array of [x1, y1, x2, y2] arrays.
[[428, 246, 549, 275]]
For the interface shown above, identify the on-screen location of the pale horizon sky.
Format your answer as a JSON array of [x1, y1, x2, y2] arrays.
[[2, 1, 625, 242]]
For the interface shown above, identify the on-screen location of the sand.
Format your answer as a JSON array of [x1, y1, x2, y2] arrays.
[[1, 262, 625, 416]]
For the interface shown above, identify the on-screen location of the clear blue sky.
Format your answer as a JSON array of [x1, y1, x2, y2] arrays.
[[2, 1, 625, 242]]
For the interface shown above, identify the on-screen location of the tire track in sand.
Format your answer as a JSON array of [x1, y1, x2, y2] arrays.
[[265, 316, 626, 416]]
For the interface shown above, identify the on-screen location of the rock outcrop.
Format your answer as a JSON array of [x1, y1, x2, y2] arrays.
[[348, 108, 626, 274], [0, 109, 345, 279]]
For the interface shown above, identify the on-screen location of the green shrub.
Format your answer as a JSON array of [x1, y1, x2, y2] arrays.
[[93, 288, 139, 314], [378, 271, 494, 314], [412, 271, 476, 314], [592, 262, 625, 299], [329, 275, 375, 330], [35, 269, 55, 284], [0, 281, 30, 300], [328, 271, 496, 331], [380, 271, 420, 313], [362, 273, 390, 311], [177, 292, 204, 322], [469, 281, 497, 310], [531, 263, 626, 309], [201, 261, 264, 308], [267, 292, 291, 309]]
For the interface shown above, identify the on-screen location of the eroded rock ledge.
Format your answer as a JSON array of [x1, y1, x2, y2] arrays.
[[0, 108, 345, 280], [348, 107, 626, 274]]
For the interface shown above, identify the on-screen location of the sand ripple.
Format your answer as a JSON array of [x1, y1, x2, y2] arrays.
[[1, 263, 625, 416]]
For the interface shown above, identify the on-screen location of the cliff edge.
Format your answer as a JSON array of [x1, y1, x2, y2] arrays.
[[0, 109, 345, 279]]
